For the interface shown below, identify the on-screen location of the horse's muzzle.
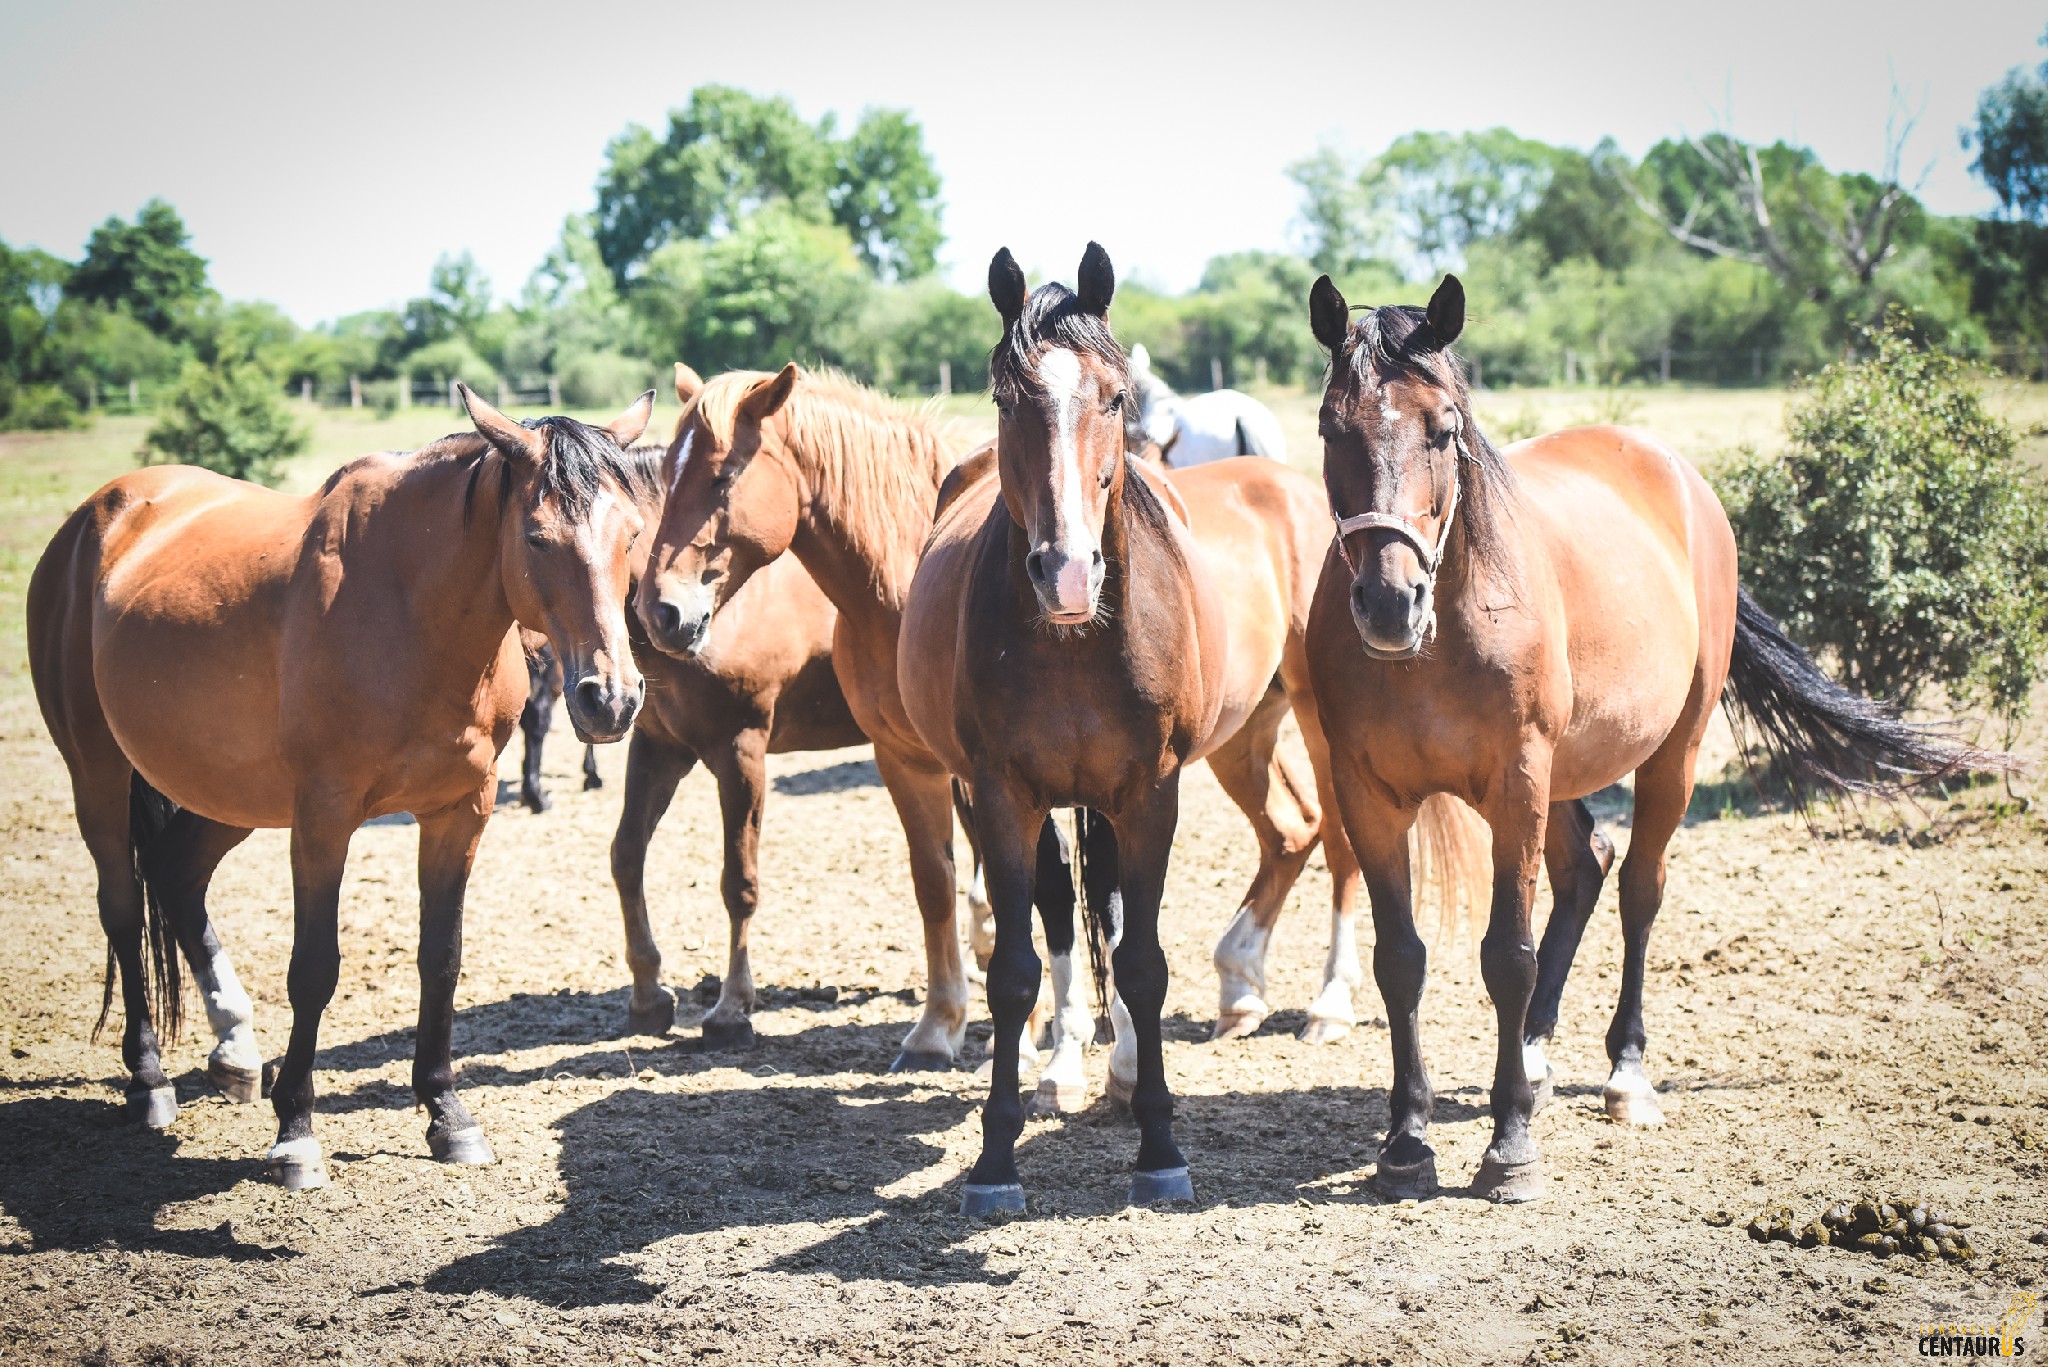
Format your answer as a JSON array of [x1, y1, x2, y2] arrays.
[[1027, 544, 1104, 624], [640, 585, 714, 659], [567, 672, 643, 743], [1350, 575, 1432, 659]]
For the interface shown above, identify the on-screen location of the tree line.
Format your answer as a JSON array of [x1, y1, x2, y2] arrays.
[[5, 37, 2048, 433]]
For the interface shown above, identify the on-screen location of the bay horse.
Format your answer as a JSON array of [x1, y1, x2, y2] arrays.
[[28, 387, 655, 1189], [1304, 273, 2005, 1203], [898, 243, 1483, 1212], [516, 632, 600, 812], [608, 365, 869, 1044], [638, 363, 1480, 1084]]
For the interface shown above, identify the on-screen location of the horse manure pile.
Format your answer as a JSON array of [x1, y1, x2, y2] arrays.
[[1745, 1199, 1976, 1262]]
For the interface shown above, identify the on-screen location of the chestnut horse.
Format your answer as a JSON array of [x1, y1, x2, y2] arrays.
[[1304, 273, 2004, 1203], [609, 367, 868, 1043], [29, 388, 654, 1189], [638, 362, 1481, 1081]]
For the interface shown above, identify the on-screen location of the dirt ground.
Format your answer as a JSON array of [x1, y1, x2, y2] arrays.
[[0, 658, 2044, 1365]]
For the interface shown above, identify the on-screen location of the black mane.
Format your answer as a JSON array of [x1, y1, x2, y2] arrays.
[[1329, 305, 1520, 591], [989, 282, 1128, 402]]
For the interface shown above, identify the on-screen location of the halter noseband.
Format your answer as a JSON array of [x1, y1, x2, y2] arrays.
[[1330, 433, 1466, 647]]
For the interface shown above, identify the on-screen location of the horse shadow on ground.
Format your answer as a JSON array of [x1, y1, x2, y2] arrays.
[[771, 757, 882, 797], [0, 1096, 298, 1261], [413, 1007, 1501, 1308]]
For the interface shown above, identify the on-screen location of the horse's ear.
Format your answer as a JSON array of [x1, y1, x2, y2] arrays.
[[739, 363, 798, 425], [605, 390, 656, 448], [459, 383, 542, 465], [1426, 274, 1465, 347], [673, 362, 704, 406], [1130, 343, 1152, 374], [988, 248, 1026, 325], [1309, 276, 1350, 353], [1077, 241, 1115, 315]]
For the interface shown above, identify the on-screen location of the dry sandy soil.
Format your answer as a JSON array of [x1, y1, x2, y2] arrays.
[[0, 680, 2044, 1364]]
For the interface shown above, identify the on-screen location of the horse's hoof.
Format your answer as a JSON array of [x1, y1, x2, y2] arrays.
[[1531, 1066, 1557, 1115], [1211, 1010, 1266, 1041], [1103, 1070, 1136, 1116], [625, 987, 677, 1037], [1603, 1086, 1666, 1127], [428, 1125, 495, 1166], [582, 774, 604, 792], [1473, 1156, 1545, 1204], [207, 1057, 262, 1106], [1297, 1015, 1352, 1046], [1373, 1150, 1439, 1201], [521, 790, 550, 815], [890, 1049, 955, 1074], [1093, 1014, 1114, 1046], [1128, 1167, 1194, 1206], [959, 1183, 1026, 1218], [1028, 1076, 1088, 1117], [266, 1138, 328, 1191], [125, 1085, 178, 1129], [700, 1015, 755, 1051]]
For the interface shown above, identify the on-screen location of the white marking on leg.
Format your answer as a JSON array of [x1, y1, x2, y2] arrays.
[[1212, 906, 1272, 1022], [1523, 1038, 1550, 1085], [194, 948, 262, 1072], [1108, 992, 1138, 1091], [1307, 903, 1361, 1027], [1040, 951, 1092, 1093]]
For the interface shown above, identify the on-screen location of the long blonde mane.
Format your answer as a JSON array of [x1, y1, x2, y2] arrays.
[[697, 368, 971, 604]]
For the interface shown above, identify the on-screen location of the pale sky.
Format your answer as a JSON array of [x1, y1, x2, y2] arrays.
[[2, 0, 2040, 325]]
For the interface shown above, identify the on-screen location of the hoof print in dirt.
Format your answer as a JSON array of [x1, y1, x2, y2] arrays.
[[1744, 1197, 1976, 1263]]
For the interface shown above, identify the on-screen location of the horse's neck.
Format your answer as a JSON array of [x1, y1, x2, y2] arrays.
[[785, 415, 955, 641], [339, 448, 516, 678]]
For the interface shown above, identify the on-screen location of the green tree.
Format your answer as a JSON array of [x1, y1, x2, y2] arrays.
[[1966, 25, 2048, 224], [65, 198, 213, 336], [1716, 311, 2048, 731], [142, 357, 309, 486], [401, 251, 492, 350], [592, 85, 942, 286]]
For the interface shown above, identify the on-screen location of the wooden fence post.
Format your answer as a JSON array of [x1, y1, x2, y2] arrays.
[[349, 375, 362, 410], [129, 378, 140, 407], [301, 377, 312, 403], [1564, 348, 1577, 385], [448, 378, 459, 410], [548, 376, 560, 408], [396, 372, 410, 409], [1254, 356, 1268, 387], [1210, 357, 1223, 391], [1751, 347, 1762, 381], [937, 359, 951, 399], [1660, 347, 1672, 384], [497, 380, 511, 410]]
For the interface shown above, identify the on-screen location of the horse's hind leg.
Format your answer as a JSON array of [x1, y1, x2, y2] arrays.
[[267, 806, 354, 1189], [1027, 816, 1091, 1115], [1604, 737, 1698, 1127], [877, 745, 970, 1072], [610, 729, 696, 1036], [144, 812, 262, 1103], [950, 780, 995, 981], [1205, 686, 1320, 1040], [701, 726, 770, 1050], [518, 664, 553, 814], [1292, 685, 1366, 1045], [1522, 798, 1614, 1111], [582, 744, 602, 791]]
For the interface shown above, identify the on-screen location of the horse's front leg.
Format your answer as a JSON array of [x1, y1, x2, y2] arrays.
[[413, 790, 496, 1167], [703, 725, 770, 1050], [959, 780, 1046, 1216], [267, 805, 355, 1189], [1474, 759, 1551, 1203], [1110, 779, 1193, 1206]]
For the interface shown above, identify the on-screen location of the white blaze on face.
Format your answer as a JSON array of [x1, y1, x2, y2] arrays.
[[1035, 347, 1095, 609], [668, 428, 696, 497]]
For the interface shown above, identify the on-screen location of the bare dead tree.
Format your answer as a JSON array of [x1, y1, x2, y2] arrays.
[[1624, 86, 1927, 291]]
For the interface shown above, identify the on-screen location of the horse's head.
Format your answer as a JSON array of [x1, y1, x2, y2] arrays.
[[1124, 344, 1177, 457], [637, 361, 800, 657], [987, 242, 1131, 626], [1311, 272, 1475, 660], [461, 384, 652, 741]]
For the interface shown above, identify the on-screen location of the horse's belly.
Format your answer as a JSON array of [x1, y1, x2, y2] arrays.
[[95, 612, 297, 827]]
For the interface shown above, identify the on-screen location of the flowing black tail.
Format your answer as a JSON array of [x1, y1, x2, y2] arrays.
[[1072, 809, 1120, 1022], [1722, 586, 2018, 811], [96, 773, 185, 1045]]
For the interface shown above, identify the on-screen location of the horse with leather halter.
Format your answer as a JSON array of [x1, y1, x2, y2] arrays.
[[1304, 272, 2007, 1202]]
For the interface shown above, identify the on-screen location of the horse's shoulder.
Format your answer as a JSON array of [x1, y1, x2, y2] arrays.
[[933, 441, 999, 524], [1132, 458, 1193, 528]]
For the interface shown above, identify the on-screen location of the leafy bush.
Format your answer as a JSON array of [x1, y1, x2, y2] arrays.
[[1716, 310, 2048, 732], [141, 359, 307, 486], [0, 380, 84, 431]]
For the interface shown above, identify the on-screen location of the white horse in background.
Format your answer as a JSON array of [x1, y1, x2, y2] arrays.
[[1126, 343, 1287, 467]]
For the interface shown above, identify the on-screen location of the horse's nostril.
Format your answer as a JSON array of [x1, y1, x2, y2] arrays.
[[575, 677, 609, 710], [1026, 549, 1049, 586], [1090, 549, 1103, 569], [1351, 583, 1371, 616], [654, 601, 682, 639]]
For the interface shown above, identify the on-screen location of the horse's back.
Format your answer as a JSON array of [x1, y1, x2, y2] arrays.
[[1171, 392, 1287, 466]]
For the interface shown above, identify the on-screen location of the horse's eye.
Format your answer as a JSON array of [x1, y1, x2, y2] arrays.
[[1108, 389, 1127, 415], [525, 531, 546, 549]]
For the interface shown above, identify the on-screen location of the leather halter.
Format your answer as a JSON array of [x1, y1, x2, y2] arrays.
[[1330, 436, 1465, 646]]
